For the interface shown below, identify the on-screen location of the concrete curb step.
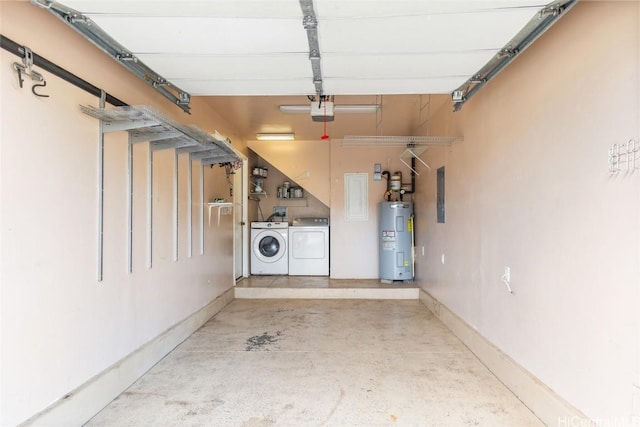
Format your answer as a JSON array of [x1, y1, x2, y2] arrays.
[[234, 287, 419, 300]]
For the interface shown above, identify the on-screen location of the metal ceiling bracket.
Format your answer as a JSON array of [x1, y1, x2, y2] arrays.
[[32, 0, 192, 113], [451, 0, 578, 112], [299, 0, 324, 97]]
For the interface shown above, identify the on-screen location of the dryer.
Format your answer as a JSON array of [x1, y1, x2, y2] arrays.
[[289, 217, 329, 276], [250, 222, 289, 275]]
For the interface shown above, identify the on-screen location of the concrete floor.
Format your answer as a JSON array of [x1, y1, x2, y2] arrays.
[[86, 279, 543, 426]]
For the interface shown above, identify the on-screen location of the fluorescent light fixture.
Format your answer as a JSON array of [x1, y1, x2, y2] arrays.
[[279, 105, 309, 114], [335, 104, 380, 113], [256, 133, 295, 141], [279, 104, 379, 114]]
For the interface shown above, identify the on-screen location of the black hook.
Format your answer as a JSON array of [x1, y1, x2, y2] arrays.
[[32, 81, 49, 98]]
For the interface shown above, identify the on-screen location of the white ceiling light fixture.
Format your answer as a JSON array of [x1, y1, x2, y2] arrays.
[[279, 104, 380, 114], [256, 133, 295, 141]]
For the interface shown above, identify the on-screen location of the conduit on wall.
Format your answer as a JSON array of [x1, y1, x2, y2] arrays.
[[1, 34, 126, 107], [81, 105, 242, 275]]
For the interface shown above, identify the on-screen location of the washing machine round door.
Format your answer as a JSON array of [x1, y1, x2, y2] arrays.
[[253, 230, 286, 263]]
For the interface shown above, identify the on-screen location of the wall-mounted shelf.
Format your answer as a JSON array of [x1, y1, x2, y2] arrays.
[[340, 134, 462, 176], [207, 202, 233, 227], [341, 135, 461, 146], [80, 104, 243, 277], [81, 105, 241, 164]]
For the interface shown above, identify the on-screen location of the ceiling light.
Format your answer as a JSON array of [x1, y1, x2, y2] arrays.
[[256, 133, 295, 141], [279, 105, 309, 114], [279, 104, 379, 114], [334, 105, 380, 113]]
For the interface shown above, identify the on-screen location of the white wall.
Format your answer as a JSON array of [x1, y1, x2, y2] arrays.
[[245, 153, 330, 221], [248, 139, 332, 206], [252, 136, 416, 279], [415, 2, 640, 423], [0, 4, 243, 425], [329, 141, 412, 278]]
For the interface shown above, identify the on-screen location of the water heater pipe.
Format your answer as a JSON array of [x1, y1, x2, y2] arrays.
[[400, 157, 417, 199]]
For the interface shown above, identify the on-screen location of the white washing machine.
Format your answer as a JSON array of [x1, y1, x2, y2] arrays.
[[288, 217, 329, 276], [250, 222, 289, 275]]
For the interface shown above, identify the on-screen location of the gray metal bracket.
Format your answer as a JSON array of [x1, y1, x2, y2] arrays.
[[11, 44, 50, 97], [299, 0, 324, 98]]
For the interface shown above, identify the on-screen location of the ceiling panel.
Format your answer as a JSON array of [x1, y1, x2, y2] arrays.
[[63, 1, 303, 18], [322, 50, 498, 79], [318, 8, 541, 54], [315, 1, 546, 17], [173, 79, 316, 96], [323, 77, 467, 95], [83, 16, 307, 54], [138, 54, 311, 80], [56, 0, 548, 97]]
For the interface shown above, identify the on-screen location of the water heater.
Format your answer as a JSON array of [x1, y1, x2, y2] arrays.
[[378, 201, 414, 282]]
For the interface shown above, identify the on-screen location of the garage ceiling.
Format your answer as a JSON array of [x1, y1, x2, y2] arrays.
[[57, 0, 552, 97], [37, 0, 574, 139]]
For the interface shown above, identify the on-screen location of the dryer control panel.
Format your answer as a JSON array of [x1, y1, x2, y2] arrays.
[[292, 217, 329, 226]]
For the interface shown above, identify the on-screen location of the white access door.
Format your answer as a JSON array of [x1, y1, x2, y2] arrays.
[[233, 158, 248, 280]]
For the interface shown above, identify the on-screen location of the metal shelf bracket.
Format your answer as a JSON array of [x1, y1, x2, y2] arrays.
[[81, 104, 243, 276]]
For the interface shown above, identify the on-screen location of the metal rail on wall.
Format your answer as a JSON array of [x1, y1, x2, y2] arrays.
[[1, 34, 127, 107], [81, 105, 242, 274], [33, 0, 192, 113], [451, 0, 577, 111]]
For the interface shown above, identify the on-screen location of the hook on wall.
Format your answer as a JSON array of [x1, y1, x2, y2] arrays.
[[32, 81, 50, 98], [12, 46, 49, 98]]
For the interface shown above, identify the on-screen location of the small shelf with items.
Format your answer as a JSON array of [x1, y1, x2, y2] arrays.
[[276, 181, 304, 199], [252, 166, 269, 178], [250, 165, 268, 196]]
